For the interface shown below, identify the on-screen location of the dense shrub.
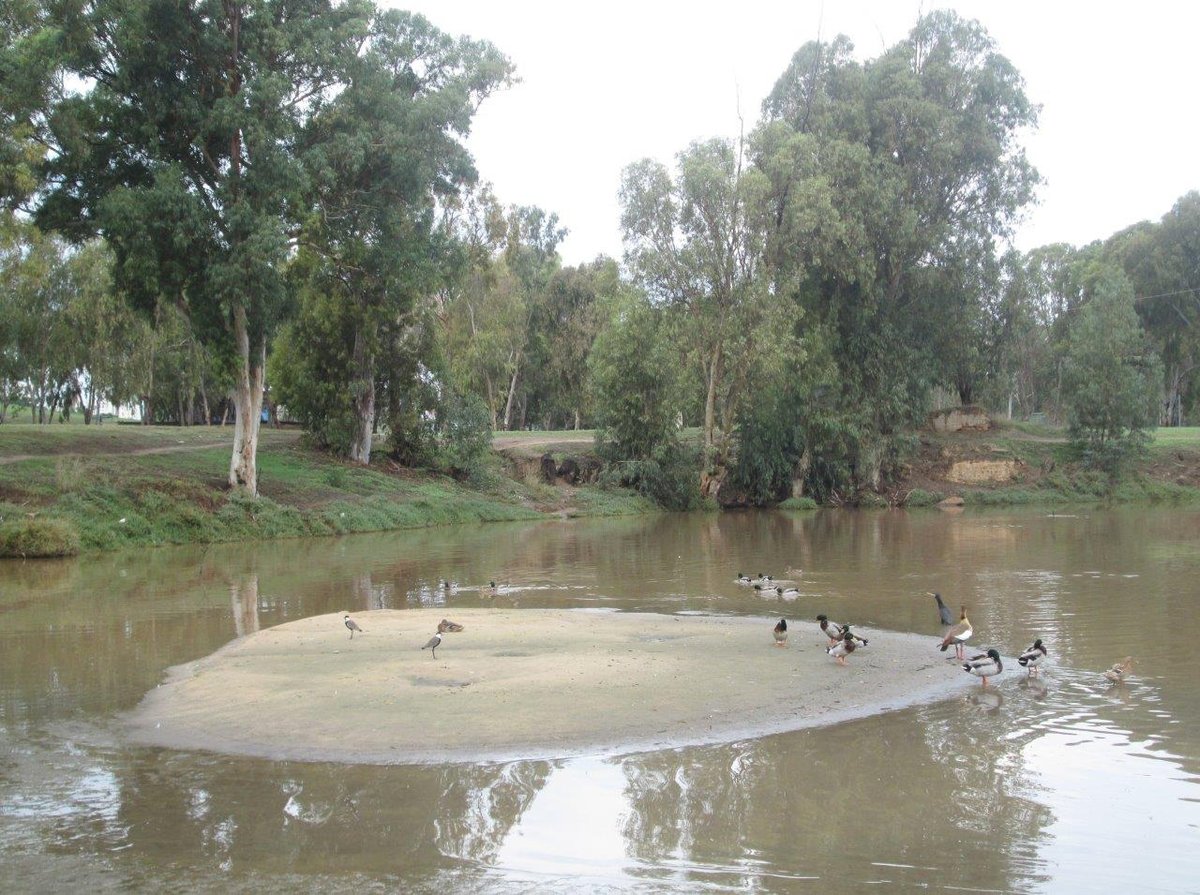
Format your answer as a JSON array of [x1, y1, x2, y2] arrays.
[[0, 518, 81, 557]]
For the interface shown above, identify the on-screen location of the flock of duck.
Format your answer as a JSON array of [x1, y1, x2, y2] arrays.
[[742, 572, 1137, 689], [340, 573, 1137, 689]]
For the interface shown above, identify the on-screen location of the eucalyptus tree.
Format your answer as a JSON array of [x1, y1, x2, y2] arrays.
[[296, 10, 512, 462], [38, 0, 374, 492], [1106, 192, 1200, 426], [0, 0, 59, 210], [620, 137, 796, 498], [523, 257, 614, 429], [757, 10, 1039, 490], [1061, 264, 1160, 471], [496, 205, 565, 430]]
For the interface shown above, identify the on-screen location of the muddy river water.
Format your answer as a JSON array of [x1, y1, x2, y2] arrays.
[[2, 507, 1198, 892]]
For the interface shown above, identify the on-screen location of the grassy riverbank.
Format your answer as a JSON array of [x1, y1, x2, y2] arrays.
[[1, 418, 1196, 557], [0, 422, 654, 557]]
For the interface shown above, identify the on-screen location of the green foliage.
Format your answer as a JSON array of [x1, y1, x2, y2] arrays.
[[0, 517, 80, 557], [431, 389, 493, 480], [778, 496, 818, 510], [597, 443, 704, 511], [589, 293, 682, 464], [1061, 265, 1161, 473], [903, 489, 944, 507]]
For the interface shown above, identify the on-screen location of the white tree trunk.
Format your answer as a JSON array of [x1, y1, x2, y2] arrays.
[[228, 307, 265, 495]]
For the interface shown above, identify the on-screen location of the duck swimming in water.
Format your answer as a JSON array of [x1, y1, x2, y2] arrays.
[[962, 648, 1003, 688], [1103, 656, 1135, 683]]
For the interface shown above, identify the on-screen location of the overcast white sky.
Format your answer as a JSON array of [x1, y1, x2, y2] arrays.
[[395, 1, 1199, 266]]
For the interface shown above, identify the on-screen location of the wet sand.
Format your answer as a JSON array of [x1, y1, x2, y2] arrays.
[[124, 608, 979, 764]]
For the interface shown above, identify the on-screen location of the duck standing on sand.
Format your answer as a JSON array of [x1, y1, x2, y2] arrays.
[[1104, 656, 1135, 683], [816, 614, 845, 646], [963, 649, 1003, 688], [827, 630, 857, 666], [1017, 638, 1047, 676], [773, 618, 788, 647], [343, 614, 364, 639], [422, 632, 443, 658], [939, 606, 973, 659]]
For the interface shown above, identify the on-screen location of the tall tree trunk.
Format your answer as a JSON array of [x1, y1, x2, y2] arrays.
[[348, 326, 375, 464], [228, 306, 265, 495], [502, 360, 520, 430], [700, 344, 725, 499], [574, 408, 581, 431], [200, 380, 211, 426]]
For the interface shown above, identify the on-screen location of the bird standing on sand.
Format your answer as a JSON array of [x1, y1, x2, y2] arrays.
[[962, 649, 1003, 688], [343, 614, 364, 639], [773, 618, 788, 646], [939, 606, 973, 659], [817, 614, 846, 646], [1104, 656, 1135, 683], [930, 591, 954, 626], [437, 618, 465, 633], [422, 632, 443, 658], [827, 630, 857, 665], [1017, 638, 1047, 676]]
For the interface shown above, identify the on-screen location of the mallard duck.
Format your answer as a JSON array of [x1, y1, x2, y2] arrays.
[[1017, 638, 1047, 676], [962, 648, 1003, 687], [827, 630, 857, 665], [939, 606, 973, 659], [751, 573, 774, 586], [930, 591, 954, 626], [437, 618, 465, 634], [343, 614, 364, 639], [481, 580, 497, 597], [421, 632, 442, 658], [816, 614, 845, 646], [736, 571, 754, 584], [1104, 656, 1135, 683], [774, 585, 801, 600], [773, 618, 788, 646], [843, 625, 869, 648]]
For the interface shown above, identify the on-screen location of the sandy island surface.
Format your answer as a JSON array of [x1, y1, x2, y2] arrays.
[[125, 608, 980, 764]]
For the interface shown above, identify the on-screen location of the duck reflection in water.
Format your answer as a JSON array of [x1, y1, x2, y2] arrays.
[[966, 690, 1004, 714]]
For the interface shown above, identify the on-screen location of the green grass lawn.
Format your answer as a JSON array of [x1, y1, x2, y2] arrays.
[[1150, 427, 1200, 448]]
